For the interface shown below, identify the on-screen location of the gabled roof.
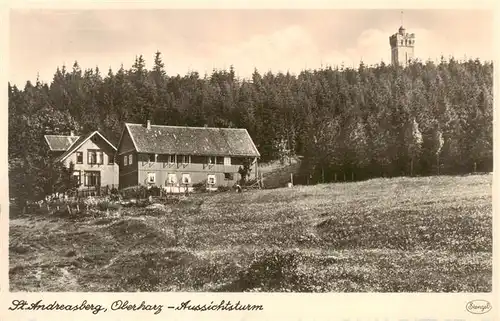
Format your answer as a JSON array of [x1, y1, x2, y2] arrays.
[[44, 135, 80, 151], [55, 131, 117, 162], [119, 123, 260, 157]]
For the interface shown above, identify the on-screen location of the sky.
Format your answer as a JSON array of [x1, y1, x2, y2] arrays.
[[8, 9, 494, 87]]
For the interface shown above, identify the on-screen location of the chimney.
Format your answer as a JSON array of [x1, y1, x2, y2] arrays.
[[70, 130, 75, 137], [146, 120, 151, 129]]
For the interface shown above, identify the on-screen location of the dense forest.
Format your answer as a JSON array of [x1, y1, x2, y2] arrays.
[[8, 52, 493, 203]]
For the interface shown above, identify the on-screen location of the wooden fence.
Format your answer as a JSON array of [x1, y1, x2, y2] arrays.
[[67, 185, 117, 198]]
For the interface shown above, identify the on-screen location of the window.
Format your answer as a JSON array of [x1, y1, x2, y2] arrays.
[[180, 155, 190, 165], [129, 154, 133, 165], [124, 155, 128, 166], [96, 151, 103, 164], [224, 157, 231, 166], [88, 150, 96, 164], [207, 156, 224, 165], [108, 154, 114, 164], [73, 170, 81, 186], [88, 150, 103, 164], [167, 173, 177, 184], [76, 152, 83, 164], [148, 154, 156, 162], [147, 172, 156, 184], [84, 171, 100, 187], [224, 173, 234, 180], [207, 174, 216, 185], [181, 173, 191, 185], [168, 154, 176, 164]]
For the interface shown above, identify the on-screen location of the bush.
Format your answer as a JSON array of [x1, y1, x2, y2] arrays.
[[193, 180, 207, 193], [120, 186, 149, 200], [109, 193, 122, 202], [148, 186, 161, 197], [217, 185, 231, 192], [120, 185, 164, 199]]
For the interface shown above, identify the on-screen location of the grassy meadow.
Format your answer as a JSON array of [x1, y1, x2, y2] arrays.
[[9, 174, 492, 292]]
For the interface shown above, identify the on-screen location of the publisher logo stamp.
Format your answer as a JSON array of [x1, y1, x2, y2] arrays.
[[466, 300, 492, 314]]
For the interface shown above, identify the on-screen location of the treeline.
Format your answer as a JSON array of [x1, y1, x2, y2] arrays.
[[8, 52, 493, 202]]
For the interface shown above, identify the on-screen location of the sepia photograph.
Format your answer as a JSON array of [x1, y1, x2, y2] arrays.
[[7, 8, 493, 293]]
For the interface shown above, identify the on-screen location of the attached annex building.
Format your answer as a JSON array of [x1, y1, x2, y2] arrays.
[[44, 131, 119, 189], [116, 120, 261, 192]]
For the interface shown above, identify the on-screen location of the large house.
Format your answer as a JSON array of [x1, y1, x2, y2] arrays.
[[116, 121, 261, 192], [44, 131, 119, 189]]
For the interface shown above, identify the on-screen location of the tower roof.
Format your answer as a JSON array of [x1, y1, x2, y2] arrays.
[[399, 26, 405, 34]]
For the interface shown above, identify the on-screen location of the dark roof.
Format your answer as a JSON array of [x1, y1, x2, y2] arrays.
[[44, 135, 80, 151], [123, 123, 260, 157], [55, 131, 117, 162]]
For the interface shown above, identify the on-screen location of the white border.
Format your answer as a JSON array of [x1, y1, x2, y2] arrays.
[[1, 2, 498, 321]]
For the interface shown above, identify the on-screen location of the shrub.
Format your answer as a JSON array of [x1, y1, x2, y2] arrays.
[[148, 186, 161, 197], [217, 185, 231, 192], [120, 186, 149, 200], [193, 180, 207, 193], [109, 193, 121, 202]]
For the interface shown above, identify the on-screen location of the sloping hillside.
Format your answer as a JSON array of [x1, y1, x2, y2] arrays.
[[259, 157, 301, 189], [9, 174, 492, 292]]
